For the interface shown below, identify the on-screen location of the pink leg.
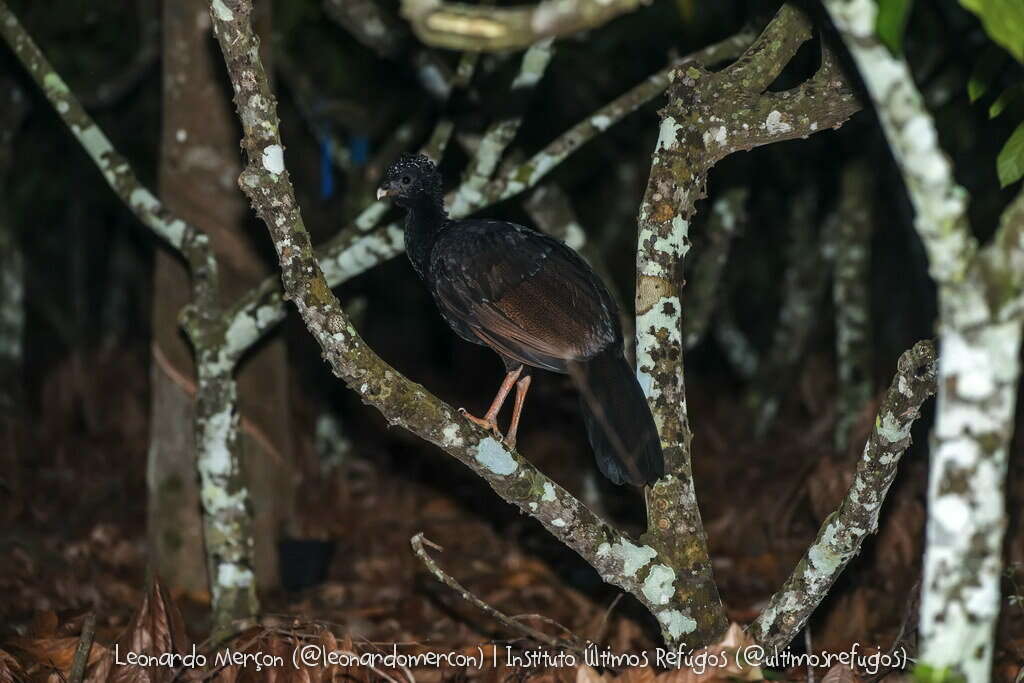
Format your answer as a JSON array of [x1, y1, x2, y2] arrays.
[[460, 366, 522, 437], [504, 374, 532, 449]]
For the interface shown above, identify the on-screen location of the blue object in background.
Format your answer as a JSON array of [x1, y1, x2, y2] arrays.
[[349, 134, 370, 166], [319, 137, 335, 200]]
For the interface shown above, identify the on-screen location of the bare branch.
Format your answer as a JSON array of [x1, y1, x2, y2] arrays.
[[410, 533, 581, 651], [400, 0, 644, 51], [68, 613, 96, 683], [634, 3, 861, 646], [750, 340, 937, 649], [450, 38, 554, 216], [720, 3, 812, 92]]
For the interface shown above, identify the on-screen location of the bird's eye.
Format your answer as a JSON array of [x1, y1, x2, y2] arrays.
[[401, 176, 412, 185]]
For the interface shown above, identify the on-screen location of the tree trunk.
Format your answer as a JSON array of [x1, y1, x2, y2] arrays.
[[149, 0, 292, 596]]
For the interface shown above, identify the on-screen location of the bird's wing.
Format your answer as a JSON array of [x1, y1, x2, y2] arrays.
[[429, 220, 619, 372]]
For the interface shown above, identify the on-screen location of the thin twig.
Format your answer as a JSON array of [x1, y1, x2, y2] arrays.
[[69, 613, 96, 683], [411, 533, 584, 652]]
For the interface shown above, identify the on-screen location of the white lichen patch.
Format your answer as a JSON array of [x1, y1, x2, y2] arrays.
[[642, 564, 676, 605], [657, 609, 697, 639], [808, 521, 850, 575], [442, 423, 465, 448], [551, 518, 566, 527], [475, 437, 517, 475], [764, 110, 792, 135], [596, 539, 657, 577], [212, 0, 234, 21], [217, 563, 255, 589], [875, 411, 911, 442], [542, 482, 556, 502], [592, 114, 613, 131], [702, 126, 727, 147], [635, 295, 683, 401], [262, 144, 284, 175], [656, 116, 682, 152]]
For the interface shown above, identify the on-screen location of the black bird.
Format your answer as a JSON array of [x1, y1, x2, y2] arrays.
[[377, 154, 664, 486]]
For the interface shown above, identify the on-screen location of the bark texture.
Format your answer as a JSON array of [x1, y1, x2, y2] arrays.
[[634, 3, 860, 646], [750, 340, 937, 649], [825, 1, 1024, 679]]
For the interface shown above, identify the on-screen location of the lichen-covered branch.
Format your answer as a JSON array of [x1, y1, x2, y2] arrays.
[[750, 340, 938, 649], [399, 0, 644, 51], [634, 3, 860, 647], [210, 0, 716, 640], [0, 0, 259, 637], [450, 38, 554, 216], [832, 160, 874, 451], [825, 1, 1024, 679], [683, 187, 749, 350], [750, 187, 835, 437]]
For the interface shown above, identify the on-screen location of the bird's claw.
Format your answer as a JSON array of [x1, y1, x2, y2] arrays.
[[459, 408, 504, 439]]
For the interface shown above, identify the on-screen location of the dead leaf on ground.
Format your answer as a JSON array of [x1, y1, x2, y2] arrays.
[[820, 663, 859, 682]]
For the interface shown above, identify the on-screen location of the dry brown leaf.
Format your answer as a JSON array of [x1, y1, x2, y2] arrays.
[[26, 612, 59, 638], [0, 649, 24, 683], [821, 663, 859, 683], [615, 666, 657, 683], [86, 576, 196, 683]]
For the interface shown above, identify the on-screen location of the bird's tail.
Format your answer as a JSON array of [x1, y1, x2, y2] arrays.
[[569, 347, 665, 486]]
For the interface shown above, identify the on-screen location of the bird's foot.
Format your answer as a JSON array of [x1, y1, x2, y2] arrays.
[[459, 407, 504, 439]]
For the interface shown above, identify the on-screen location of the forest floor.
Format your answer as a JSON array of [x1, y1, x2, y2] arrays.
[[1, 339, 1023, 682]]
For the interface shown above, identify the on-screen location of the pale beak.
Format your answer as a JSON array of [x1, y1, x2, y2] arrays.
[[376, 187, 388, 200]]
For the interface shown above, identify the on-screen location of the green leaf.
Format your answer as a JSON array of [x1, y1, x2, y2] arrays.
[[912, 663, 966, 683], [990, 83, 1024, 117], [968, 46, 1007, 102], [997, 121, 1024, 187], [960, 0, 1024, 63], [876, 0, 914, 55]]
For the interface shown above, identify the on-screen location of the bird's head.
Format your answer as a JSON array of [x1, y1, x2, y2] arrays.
[[377, 153, 443, 208]]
